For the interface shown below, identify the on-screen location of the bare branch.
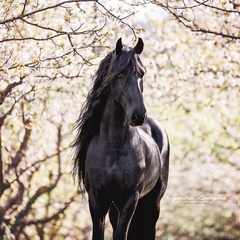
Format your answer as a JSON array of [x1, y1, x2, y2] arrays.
[[21, 0, 28, 16], [96, 1, 137, 38], [1, 180, 24, 216], [11, 185, 54, 235], [10, 127, 32, 170], [17, 147, 69, 180], [0, 77, 24, 105], [193, 0, 240, 14], [0, 33, 65, 44], [19, 18, 85, 36], [0, 51, 13, 68], [0, 19, 106, 45], [153, 0, 240, 40], [0, 0, 96, 25], [11, 125, 64, 235], [0, 127, 10, 197], [25, 194, 77, 226], [192, 28, 240, 40]]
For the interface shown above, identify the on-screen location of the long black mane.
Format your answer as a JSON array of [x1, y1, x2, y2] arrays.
[[72, 46, 145, 189]]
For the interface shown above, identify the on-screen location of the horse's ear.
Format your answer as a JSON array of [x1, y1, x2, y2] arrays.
[[134, 38, 144, 55], [116, 38, 123, 55]]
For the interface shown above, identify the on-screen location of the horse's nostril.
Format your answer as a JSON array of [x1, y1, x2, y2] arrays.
[[131, 113, 145, 126], [132, 113, 138, 121]]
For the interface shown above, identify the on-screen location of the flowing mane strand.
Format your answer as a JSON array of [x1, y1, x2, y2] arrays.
[[72, 46, 145, 188]]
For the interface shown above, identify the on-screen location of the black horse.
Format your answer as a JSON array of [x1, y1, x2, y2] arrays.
[[72, 38, 170, 240]]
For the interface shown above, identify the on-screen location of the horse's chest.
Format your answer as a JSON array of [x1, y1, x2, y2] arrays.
[[86, 147, 144, 188], [107, 151, 143, 181]]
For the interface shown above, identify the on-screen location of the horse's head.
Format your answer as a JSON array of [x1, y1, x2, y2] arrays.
[[109, 38, 146, 126]]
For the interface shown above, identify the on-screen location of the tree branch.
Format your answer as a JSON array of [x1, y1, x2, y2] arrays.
[[0, 33, 65, 44], [193, 0, 240, 14], [153, 0, 240, 40], [0, 0, 96, 25], [0, 77, 24, 105], [11, 125, 64, 235], [96, 1, 137, 38], [192, 28, 240, 40], [25, 194, 77, 226], [0, 126, 9, 197], [20, 0, 28, 17], [1, 180, 24, 217], [10, 127, 32, 170]]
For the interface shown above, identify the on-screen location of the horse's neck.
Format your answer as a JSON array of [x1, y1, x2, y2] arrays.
[[100, 94, 129, 148]]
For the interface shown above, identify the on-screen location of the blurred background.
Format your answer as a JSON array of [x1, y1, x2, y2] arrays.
[[0, 0, 239, 239]]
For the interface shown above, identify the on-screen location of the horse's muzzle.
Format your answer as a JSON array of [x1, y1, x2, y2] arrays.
[[130, 112, 147, 126]]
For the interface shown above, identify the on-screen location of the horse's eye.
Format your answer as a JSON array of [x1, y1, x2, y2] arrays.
[[118, 73, 124, 78]]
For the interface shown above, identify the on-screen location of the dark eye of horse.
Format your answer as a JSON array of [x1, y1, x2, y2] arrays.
[[118, 73, 124, 78]]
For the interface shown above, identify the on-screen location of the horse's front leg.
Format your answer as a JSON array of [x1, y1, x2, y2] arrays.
[[113, 192, 139, 240], [88, 190, 109, 240]]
